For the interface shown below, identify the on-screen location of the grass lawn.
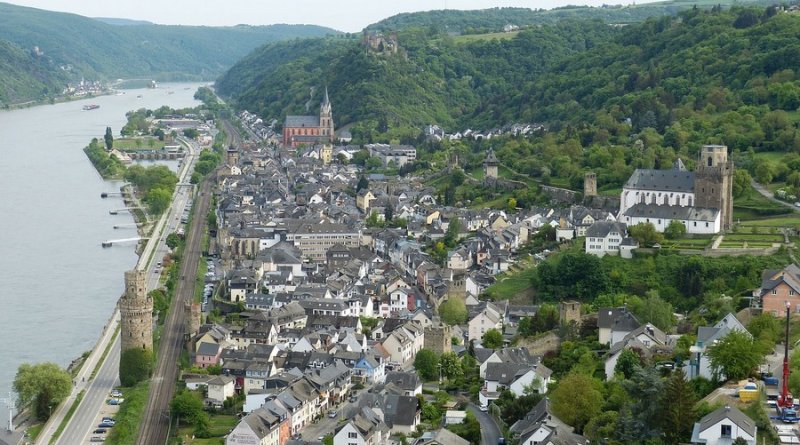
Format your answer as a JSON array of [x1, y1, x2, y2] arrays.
[[451, 30, 519, 43], [26, 423, 44, 441], [739, 216, 800, 228], [723, 234, 784, 242], [733, 187, 792, 221], [483, 265, 537, 300], [174, 412, 237, 444], [114, 137, 167, 151]]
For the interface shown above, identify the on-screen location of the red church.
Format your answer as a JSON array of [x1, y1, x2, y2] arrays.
[[282, 87, 335, 148]]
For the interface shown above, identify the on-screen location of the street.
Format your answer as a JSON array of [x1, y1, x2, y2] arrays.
[[34, 136, 201, 445], [467, 402, 502, 445]]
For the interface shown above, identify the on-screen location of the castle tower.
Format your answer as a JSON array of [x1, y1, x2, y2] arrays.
[[584, 172, 597, 197], [559, 300, 581, 326], [694, 144, 733, 230], [424, 322, 452, 355], [226, 146, 239, 167], [484, 148, 498, 180], [184, 300, 201, 344], [119, 270, 153, 352], [319, 87, 334, 140], [320, 143, 333, 165]]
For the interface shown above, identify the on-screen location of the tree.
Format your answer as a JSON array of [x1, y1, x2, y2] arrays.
[[166, 233, 182, 250], [482, 329, 504, 349], [145, 187, 173, 215], [616, 366, 664, 442], [413, 349, 440, 381], [120, 347, 153, 386], [707, 330, 763, 381], [170, 390, 205, 425], [664, 220, 686, 240], [104, 126, 114, 150], [614, 349, 642, 379], [439, 298, 468, 325], [629, 290, 675, 331], [439, 352, 463, 380], [356, 176, 369, 192], [550, 373, 603, 432], [660, 369, 697, 445], [628, 222, 664, 247], [732, 169, 752, 198], [748, 313, 782, 347], [732, 438, 748, 445], [13, 362, 72, 420]]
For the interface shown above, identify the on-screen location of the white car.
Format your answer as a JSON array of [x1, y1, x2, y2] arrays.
[[479, 404, 488, 412]]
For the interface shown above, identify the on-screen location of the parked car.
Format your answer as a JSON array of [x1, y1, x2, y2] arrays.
[[349, 395, 357, 403], [101, 417, 115, 423], [106, 398, 124, 405], [89, 436, 106, 442], [98, 422, 115, 428], [328, 411, 337, 418], [93, 429, 107, 434], [479, 404, 488, 412], [110, 389, 122, 397]]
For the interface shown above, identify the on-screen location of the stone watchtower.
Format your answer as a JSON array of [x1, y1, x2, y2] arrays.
[[694, 144, 734, 230], [584, 172, 597, 197], [484, 148, 498, 180], [559, 300, 581, 326], [119, 269, 153, 352], [226, 146, 239, 167], [424, 322, 452, 355], [184, 300, 201, 342]]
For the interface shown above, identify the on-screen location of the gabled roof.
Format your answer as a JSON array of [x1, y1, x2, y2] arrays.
[[585, 221, 626, 238], [384, 371, 421, 391], [197, 342, 220, 357], [597, 307, 640, 332], [383, 394, 419, 427], [759, 264, 800, 297], [695, 405, 756, 436], [623, 168, 695, 192], [485, 362, 533, 385]]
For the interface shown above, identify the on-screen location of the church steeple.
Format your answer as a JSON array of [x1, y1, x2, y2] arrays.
[[320, 86, 333, 139]]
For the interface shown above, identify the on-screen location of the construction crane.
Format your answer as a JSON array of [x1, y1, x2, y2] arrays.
[[777, 301, 799, 423]]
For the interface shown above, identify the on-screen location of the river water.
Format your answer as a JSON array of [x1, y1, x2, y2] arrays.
[[0, 83, 204, 426]]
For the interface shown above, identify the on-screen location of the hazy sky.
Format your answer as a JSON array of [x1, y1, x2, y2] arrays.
[[6, 0, 639, 32]]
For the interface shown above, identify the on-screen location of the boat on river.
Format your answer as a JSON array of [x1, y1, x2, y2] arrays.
[[82, 104, 100, 111]]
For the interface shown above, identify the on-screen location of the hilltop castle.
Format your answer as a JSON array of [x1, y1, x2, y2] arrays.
[[118, 269, 153, 352], [618, 144, 733, 234], [282, 87, 334, 148]]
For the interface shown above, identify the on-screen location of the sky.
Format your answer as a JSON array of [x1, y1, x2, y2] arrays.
[[6, 0, 641, 32]]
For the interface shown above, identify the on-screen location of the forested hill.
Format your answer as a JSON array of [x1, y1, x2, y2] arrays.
[[0, 38, 66, 104], [218, 6, 800, 145], [0, 2, 338, 103]]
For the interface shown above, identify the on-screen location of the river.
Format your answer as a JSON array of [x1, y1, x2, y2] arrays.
[[0, 83, 205, 426]]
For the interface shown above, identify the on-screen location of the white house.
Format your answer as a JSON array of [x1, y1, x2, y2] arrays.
[[479, 362, 552, 405], [689, 313, 749, 380], [333, 408, 386, 445], [207, 375, 236, 405], [597, 307, 641, 347], [690, 405, 756, 445], [468, 305, 503, 342], [225, 406, 283, 445], [445, 410, 467, 425], [585, 221, 627, 257]]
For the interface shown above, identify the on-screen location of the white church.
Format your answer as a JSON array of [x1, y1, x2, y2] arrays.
[[618, 145, 733, 235]]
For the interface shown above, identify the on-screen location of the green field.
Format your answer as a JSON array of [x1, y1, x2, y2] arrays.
[[483, 263, 537, 301], [740, 216, 800, 228], [176, 414, 238, 444], [661, 237, 713, 250], [114, 137, 167, 151], [723, 234, 784, 242], [733, 187, 791, 221], [752, 151, 788, 163]]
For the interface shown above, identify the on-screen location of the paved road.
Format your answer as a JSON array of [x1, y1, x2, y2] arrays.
[[750, 179, 799, 213], [37, 137, 200, 445], [467, 402, 502, 445]]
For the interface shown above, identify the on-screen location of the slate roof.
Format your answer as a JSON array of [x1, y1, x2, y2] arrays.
[[693, 405, 756, 438], [623, 168, 695, 192], [384, 371, 421, 391], [585, 221, 627, 238], [759, 264, 800, 297], [285, 115, 320, 127], [197, 342, 220, 357], [623, 203, 719, 222], [485, 362, 533, 385], [597, 307, 640, 331], [383, 394, 419, 427]]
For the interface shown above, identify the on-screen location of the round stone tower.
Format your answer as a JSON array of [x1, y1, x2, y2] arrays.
[[118, 269, 153, 352], [184, 300, 201, 340]]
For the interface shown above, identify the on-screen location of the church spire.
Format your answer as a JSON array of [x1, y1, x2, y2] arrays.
[[323, 86, 330, 107]]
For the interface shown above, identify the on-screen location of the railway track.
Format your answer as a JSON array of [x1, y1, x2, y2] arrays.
[[135, 176, 213, 445]]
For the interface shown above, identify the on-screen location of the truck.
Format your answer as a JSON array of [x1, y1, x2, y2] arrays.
[[766, 376, 780, 386], [776, 405, 800, 423]]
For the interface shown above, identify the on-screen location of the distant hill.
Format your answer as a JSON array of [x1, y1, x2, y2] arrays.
[[0, 2, 339, 103], [365, 0, 780, 33], [0, 37, 66, 105], [92, 17, 155, 26], [217, 4, 800, 151]]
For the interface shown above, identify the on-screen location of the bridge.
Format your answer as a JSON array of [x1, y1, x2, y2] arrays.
[[101, 237, 148, 248]]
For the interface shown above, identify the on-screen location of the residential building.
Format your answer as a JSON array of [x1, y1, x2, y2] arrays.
[[754, 264, 800, 315], [585, 221, 627, 257], [597, 307, 640, 346], [689, 313, 749, 380], [690, 405, 756, 445]]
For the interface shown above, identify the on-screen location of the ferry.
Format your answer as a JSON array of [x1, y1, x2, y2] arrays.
[[82, 104, 100, 111]]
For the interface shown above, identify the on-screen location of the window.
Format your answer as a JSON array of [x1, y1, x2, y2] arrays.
[[348, 432, 358, 439], [792, 290, 796, 296], [721, 424, 732, 437], [773, 289, 778, 295]]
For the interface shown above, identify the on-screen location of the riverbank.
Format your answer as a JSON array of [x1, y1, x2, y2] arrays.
[[3, 90, 115, 112]]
